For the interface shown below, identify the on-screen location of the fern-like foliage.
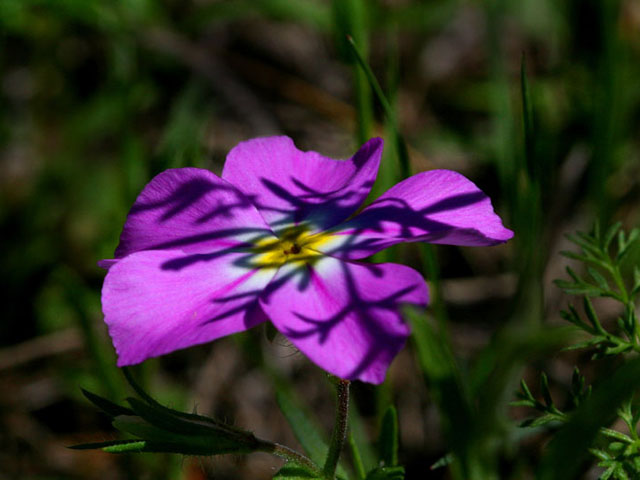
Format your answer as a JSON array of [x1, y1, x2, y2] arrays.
[[516, 223, 640, 480]]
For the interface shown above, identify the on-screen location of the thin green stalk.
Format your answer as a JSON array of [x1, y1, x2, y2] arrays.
[[420, 244, 447, 325], [346, 36, 410, 180], [333, 0, 373, 144], [347, 431, 366, 480], [323, 379, 350, 479]]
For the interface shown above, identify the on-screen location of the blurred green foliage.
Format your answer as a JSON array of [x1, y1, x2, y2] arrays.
[[2, 0, 640, 479]]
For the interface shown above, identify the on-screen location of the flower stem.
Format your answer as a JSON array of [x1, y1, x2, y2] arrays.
[[323, 379, 351, 479]]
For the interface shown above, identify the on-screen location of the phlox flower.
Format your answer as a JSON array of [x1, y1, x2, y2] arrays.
[[100, 137, 513, 384]]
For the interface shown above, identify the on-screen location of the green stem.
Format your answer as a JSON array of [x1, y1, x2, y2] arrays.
[[347, 431, 366, 480], [323, 379, 351, 479], [346, 36, 410, 180]]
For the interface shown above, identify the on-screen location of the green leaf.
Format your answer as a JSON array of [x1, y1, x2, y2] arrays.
[[81, 389, 134, 418], [538, 357, 640, 480], [599, 464, 616, 480], [275, 385, 329, 467], [68, 439, 145, 451], [520, 414, 562, 429], [406, 308, 477, 478], [348, 431, 366, 480], [111, 415, 258, 456], [540, 373, 553, 408], [430, 453, 452, 470], [510, 399, 537, 408], [617, 229, 640, 262], [632, 266, 640, 297], [604, 222, 622, 251], [561, 338, 603, 352], [122, 368, 237, 432], [520, 53, 536, 182], [125, 397, 232, 437], [112, 415, 171, 441], [570, 368, 586, 406], [559, 250, 604, 267], [121, 367, 167, 410], [379, 406, 398, 467], [608, 442, 626, 453], [332, 0, 373, 145], [73, 369, 265, 458], [555, 277, 603, 297], [604, 343, 633, 356], [590, 448, 612, 461], [345, 34, 410, 179], [560, 305, 592, 332], [519, 378, 534, 401], [273, 462, 324, 479], [588, 267, 610, 292], [349, 405, 377, 475], [566, 233, 603, 259], [364, 466, 405, 480], [583, 297, 605, 334], [102, 441, 148, 453]]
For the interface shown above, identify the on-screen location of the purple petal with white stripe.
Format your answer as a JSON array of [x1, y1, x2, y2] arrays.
[[315, 169, 514, 259], [100, 168, 274, 268], [259, 256, 428, 384], [222, 136, 382, 233], [102, 249, 276, 366]]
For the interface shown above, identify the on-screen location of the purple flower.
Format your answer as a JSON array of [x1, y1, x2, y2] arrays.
[[100, 137, 513, 384]]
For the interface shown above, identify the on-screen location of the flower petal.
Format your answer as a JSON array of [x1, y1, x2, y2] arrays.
[[316, 169, 513, 259], [259, 256, 428, 384], [106, 168, 274, 264], [102, 248, 276, 366], [221, 136, 382, 233]]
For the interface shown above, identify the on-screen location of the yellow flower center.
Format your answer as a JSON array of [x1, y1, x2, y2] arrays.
[[251, 226, 331, 269]]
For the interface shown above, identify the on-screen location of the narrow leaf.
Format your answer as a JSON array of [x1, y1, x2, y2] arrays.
[[68, 439, 143, 450], [81, 389, 134, 418], [587, 267, 609, 292], [617, 229, 640, 262], [603, 222, 622, 250], [540, 373, 553, 408], [275, 387, 328, 466], [538, 357, 640, 480], [379, 405, 399, 467], [583, 297, 605, 334], [122, 367, 235, 432], [520, 379, 534, 401], [520, 53, 536, 181], [365, 466, 405, 480], [126, 397, 220, 436], [273, 462, 323, 479], [407, 308, 476, 478], [102, 440, 147, 453], [346, 35, 410, 179], [430, 453, 453, 470]]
